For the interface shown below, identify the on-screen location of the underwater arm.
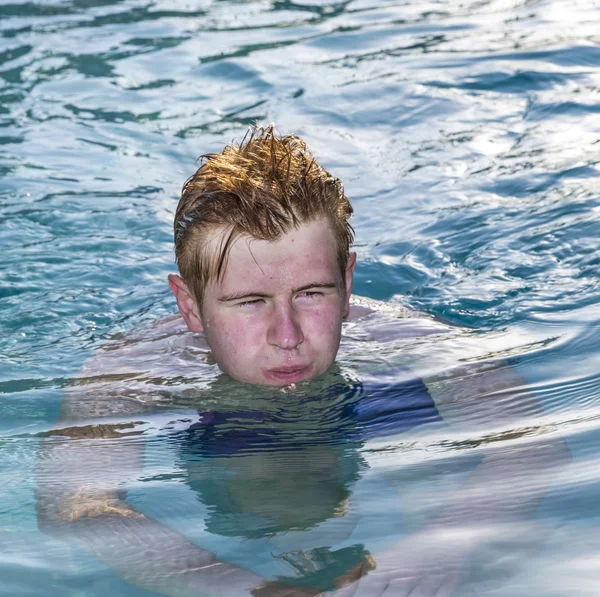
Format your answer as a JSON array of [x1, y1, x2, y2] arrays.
[[36, 379, 362, 596], [35, 397, 271, 597], [423, 358, 570, 528], [414, 362, 569, 593], [34, 326, 262, 595], [37, 429, 360, 597], [327, 360, 570, 597]]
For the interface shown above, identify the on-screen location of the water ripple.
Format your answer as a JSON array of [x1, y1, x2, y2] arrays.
[[1, 0, 600, 594]]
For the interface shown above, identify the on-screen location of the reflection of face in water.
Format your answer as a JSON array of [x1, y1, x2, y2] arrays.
[[186, 444, 364, 538], [179, 371, 366, 539]]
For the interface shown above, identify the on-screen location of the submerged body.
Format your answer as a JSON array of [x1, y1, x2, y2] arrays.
[[36, 301, 568, 597]]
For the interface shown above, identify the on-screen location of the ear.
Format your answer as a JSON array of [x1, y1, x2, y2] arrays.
[[343, 252, 357, 318], [168, 274, 204, 334]]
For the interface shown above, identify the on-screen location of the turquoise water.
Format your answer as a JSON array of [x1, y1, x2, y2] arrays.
[[2, 0, 600, 595]]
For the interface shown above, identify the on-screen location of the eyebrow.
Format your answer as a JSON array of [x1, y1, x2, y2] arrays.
[[217, 282, 338, 303]]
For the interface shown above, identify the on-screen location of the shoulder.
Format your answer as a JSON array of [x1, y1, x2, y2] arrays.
[[78, 315, 209, 379], [345, 296, 538, 427], [61, 316, 212, 421], [345, 295, 453, 342]]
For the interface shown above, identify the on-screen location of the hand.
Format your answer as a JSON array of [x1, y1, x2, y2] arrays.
[[251, 555, 376, 597], [327, 527, 474, 597]]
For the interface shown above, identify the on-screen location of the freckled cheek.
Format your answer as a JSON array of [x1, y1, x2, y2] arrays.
[[302, 307, 343, 346], [211, 315, 265, 354]]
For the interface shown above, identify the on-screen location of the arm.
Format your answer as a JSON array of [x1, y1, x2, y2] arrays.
[[424, 358, 570, 524], [342, 299, 570, 595], [36, 384, 269, 597], [329, 359, 569, 597], [36, 330, 368, 597], [37, 402, 371, 597], [419, 360, 569, 569], [35, 324, 273, 597]]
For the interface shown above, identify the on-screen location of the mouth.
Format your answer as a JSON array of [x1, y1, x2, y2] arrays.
[[265, 366, 311, 384]]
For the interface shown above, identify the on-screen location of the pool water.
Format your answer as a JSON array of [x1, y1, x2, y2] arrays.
[[1, 0, 600, 595]]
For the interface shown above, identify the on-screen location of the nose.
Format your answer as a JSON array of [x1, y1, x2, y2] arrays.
[[267, 302, 304, 350]]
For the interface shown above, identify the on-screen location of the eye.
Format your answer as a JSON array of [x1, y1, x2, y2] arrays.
[[236, 298, 264, 307], [298, 291, 322, 299]]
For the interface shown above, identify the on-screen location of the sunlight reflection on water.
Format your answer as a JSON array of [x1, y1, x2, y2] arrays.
[[1, 0, 600, 594]]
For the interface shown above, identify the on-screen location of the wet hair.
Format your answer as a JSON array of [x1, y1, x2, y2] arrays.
[[174, 124, 354, 305]]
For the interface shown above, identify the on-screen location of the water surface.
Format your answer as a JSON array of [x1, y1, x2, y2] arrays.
[[1, 0, 600, 595]]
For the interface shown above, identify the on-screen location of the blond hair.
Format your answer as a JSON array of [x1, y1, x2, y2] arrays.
[[174, 125, 354, 304]]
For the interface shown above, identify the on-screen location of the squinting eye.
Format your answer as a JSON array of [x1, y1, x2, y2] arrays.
[[299, 291, 322, 299], [236, 299, 263, 307]]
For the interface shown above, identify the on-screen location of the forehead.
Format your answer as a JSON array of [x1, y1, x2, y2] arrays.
[[207, 219, 341, 293]]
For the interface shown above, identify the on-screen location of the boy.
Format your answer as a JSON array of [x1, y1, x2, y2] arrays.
[[167, 125, 358, 387], [37, 126, 568, 597]]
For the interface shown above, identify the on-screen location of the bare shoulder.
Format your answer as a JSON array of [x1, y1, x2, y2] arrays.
[[60, 315, 212, 421], [79, 315, 209, 376], [346, 295, 453, 341], [345, 297, 537, 423]]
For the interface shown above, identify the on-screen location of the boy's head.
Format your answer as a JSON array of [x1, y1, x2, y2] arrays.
[[169, 125, 356, 386]]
